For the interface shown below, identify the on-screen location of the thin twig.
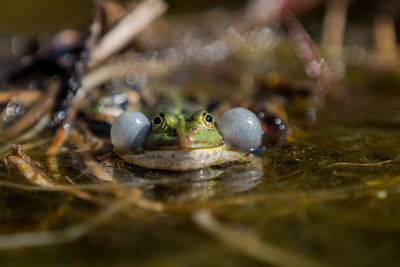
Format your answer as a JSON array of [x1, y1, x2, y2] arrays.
[[284, 11, 334, 102], [0, 190, 140, 250], [321, 0, 348, 69], [78, 120, 114, 182], [6, 145, 54, 187], [325, 157, 400, 168], [86, 0, 105, 51], [194, 210, 330, 267], [0, 89, 42, 106], [4, 145, 99, 203], [0, 80, 60, 142], [374, 13, 397, 67], [90, 0, 167, 65]]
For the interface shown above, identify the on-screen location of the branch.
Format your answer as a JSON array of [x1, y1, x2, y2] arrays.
[[90, 0, 167, 65]]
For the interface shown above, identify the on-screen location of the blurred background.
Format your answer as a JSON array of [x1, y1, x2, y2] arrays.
[[0, 0, 399, 33], [1, 0, 400, 62]]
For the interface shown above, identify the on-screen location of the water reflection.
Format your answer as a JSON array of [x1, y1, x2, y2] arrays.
[[114, 159, 264, 202]]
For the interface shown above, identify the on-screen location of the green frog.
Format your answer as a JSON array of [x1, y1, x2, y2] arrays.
[[111, 95, 263, 171]]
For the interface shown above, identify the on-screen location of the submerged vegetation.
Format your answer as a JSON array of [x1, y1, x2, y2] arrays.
[[1, 0, 400, 266]]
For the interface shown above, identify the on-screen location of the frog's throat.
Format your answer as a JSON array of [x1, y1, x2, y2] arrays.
[[115, 145, 245, 171]]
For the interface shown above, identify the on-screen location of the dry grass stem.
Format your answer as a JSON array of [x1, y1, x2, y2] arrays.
[[326, 157, 400, 168], [4, 145, 100, 203], [374, 14, 397, 66], [90, 0, 167, 65], [321, 0, 348, 67], [0, 191, 140, 250], [13, 113, 52, 143], [0, 90, 42, 106], [193, 210, 330, 267], [284, 12, 334, 101], [6, 145, 54, 187], [0, 80, 60, 142], [78, 121, 114, 182]]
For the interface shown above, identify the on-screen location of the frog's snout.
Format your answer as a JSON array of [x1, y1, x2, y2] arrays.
[[176, 135, 192, 149], [169, 128, 191, 148]]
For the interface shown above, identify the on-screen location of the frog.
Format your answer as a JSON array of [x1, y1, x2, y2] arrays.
[[110, 95, 263, 171]]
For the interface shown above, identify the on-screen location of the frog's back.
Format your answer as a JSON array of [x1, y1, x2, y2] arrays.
[[147, 91, 200, 118]]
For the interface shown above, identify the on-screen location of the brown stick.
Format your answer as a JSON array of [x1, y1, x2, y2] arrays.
[[90, 0, 167, 65], [283, 11, 334, 102], [78, 120, 114, 182], [374, 14, 397, 67], [0, 90, 42, 106], [321, 0, 348, 68], [0, 190, 141, 250], [194, 210, 329, 267], [0, 80, 60, 142]]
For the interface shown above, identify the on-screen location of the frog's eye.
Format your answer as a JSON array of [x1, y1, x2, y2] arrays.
[[152, 113, 165, 130], [201, 112, 214, 128]]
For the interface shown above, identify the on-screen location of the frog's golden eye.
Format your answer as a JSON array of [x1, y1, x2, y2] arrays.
[[201, 112, 214, 128], [152, 113, 165, 130]]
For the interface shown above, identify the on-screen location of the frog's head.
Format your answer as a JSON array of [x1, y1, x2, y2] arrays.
[[143, 110, 223, 150]]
